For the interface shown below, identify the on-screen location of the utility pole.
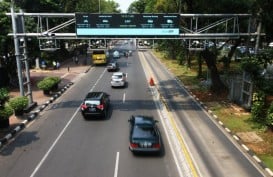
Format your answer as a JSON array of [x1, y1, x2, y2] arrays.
[[10, 2, 35, 108], [10, 0, 24, 96]]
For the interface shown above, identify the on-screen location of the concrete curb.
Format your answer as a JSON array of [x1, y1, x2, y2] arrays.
[[0, 82, 74, 149]]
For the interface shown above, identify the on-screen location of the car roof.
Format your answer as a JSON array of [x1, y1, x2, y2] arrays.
[[85, 92, 105, 99]]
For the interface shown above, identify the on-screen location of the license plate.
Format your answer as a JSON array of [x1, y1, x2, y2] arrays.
[[140, 142, 152, 148], [89, 107, 96, 112]]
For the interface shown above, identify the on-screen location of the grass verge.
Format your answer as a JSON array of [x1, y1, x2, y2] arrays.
[[153, 50, 273, 170]]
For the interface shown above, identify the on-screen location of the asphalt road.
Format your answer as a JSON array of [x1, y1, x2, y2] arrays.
[[0, 40, 267, 177], [0, 43, 180, 177], [140, 51, 266, 177]]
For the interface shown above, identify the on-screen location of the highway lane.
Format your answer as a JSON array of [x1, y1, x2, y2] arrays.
[[0, 47, 180, 177], [141, 51, 266, 177]]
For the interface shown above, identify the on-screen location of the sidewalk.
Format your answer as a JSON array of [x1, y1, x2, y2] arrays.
[[0, 56, 91, 144]]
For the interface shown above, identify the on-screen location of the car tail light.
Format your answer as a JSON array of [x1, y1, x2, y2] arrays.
[[81, 104, 87, 110], [130, 143, 138, 148], [152, 143, 161, 149], [96, 104, 104, 110]]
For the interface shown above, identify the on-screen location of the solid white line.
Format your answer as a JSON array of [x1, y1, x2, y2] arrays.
[[90, 69, 106, 92], [29, 107, 80, 177], [123, 93, 126, 103], [114, 152, 120, 177], [30, 69, 105, 177]]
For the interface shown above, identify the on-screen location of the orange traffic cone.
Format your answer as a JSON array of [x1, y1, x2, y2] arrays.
[[149, 77, 155, 86]]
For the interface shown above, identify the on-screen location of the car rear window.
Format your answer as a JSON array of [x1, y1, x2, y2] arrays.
[[93, 50, 105, 54], [132, 126, 156, 139], [112, 75, 122, 79], [84, 100, 100, 106]]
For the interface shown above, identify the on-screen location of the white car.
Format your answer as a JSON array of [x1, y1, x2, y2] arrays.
[[111, 72, 126, 87]]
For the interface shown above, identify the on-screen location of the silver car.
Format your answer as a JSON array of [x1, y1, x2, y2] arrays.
[[111, 72, 126, 87]]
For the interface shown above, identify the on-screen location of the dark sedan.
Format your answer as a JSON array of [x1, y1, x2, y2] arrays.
[[128, 115, 162, 154], [107, 62, 119, 72]]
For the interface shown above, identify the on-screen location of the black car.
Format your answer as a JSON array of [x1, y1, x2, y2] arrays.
[[80, 92, 110, 119], [128, 115, 162, 154], [107, 62, 119, 72]]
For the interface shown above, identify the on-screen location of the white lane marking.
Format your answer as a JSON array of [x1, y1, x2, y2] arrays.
[[29, 107, 80, 177], [123, 92, 126, 103], [30, 70, 106, 177], [114, 152, 120, 177], [90, 69, 106, 92]]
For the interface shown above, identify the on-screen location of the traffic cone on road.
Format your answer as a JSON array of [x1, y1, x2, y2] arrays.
[[149, 77, 155, 86]]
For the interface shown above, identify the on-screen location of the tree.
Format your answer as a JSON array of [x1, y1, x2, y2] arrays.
[[128, 0, 147, 13], [0, 1, 13, 61], [201, 48, 228, 93], [251, 0, 273, 42]]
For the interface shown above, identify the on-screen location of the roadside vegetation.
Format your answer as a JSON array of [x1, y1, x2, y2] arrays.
[[152, 50, 273, 170]]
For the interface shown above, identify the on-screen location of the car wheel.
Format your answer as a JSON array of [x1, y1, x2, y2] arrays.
[[102, 110, 107, 118], [82, 114, 88, 119]]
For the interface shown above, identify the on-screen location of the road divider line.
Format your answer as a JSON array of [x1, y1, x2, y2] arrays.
[[30, 70, 104, 177], [89, 69, 106, 92], [30, 107, 80, 177], [166, 110, 199, 177], [114, 152, 120, 177], [123, 92, 126, 103], [139, 51, 199, 177]]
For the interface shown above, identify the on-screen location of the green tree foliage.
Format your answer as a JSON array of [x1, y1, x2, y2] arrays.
[[128, 0, 147, 13], [251, 91, 266, 123], [240, 48, 273, 94], [15, 0, 62, 12], [60, 0, 120, 13], [0, 1, 12, 59], [251, 0, 273, 42], [266, 102, 273, 127]]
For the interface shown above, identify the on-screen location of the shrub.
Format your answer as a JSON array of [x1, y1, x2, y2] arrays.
[[0, 104, 13, 119], [266, 102, 273, 126], [37, 76, 61, 91], [0, 87, 9, 106], [251, 91, 266, 123], [9, 96, 28, 112]]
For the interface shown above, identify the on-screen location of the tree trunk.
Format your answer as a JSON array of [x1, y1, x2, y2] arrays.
[[201, 49, 228, 93], [197, 52, 203, 78]]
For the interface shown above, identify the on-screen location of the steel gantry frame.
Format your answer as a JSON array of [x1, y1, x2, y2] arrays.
[[6, 11, 260, 105], [6, 12, 257, 39]]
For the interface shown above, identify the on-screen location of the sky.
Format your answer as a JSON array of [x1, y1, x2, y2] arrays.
[[113, 0, 135, 13]]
